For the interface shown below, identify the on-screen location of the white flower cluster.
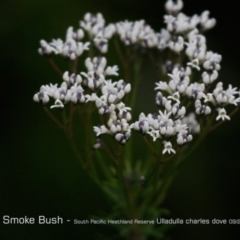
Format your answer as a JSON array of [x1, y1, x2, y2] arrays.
[[34, 0, 240, 154], [38, 27, 90, 60], [130, 0, 239, 154], [33, 56, 129, 109], [80, 13, 116, 53], [132, 58, 239, 154], [37, 0, 216, 57], [33, 54, 133, 145], [93, 102, 132, 145]]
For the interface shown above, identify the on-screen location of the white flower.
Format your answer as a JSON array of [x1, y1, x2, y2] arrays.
[[73, 28, 85, 41], [162, 141, 176, 154], [202, 70, 218, 84], [85, 56, 107, 74], [215, 91, 229, 104], [186, 83, 205, 99], [50, 99, 64, 109], [117, 80, 131, 94], [93, 138, 102, 149], [38, 40, 57, 55], [106, 111, 117, 124], [171, 103, 186, 119], [203, 59, 221, 71], [156, 92, 167, 107], [188, 34, 206, 46], [169, 36, 184, 53], [63, 71, 82, 85], [185, 43, 206, 60], [178, 66, 191, 77], [94, 35, 108, 53], [164, 15, 176, 26], [159, 123, 175, 136], [205, 51, 222, 63], [175, 124, 189, 134], [93, 125, 109, 136], [159, 110, 172, 122], [181, 113, 200, 133], [188, 15, 200, 30], [213, 82, 223, 97], [155, 81, 171, 93], [195, 100, 211, 115], [116, 102, 131, 115], [200, 11, 216, 30], [216, 108, 230, 121], [105, 66, 119, 76], [70, 84, 85, 104], [212, 84, 240, 106], [53, 82, 72, 103], [202, 93, 215, 105], [165, 0, 183, 14], [168, 92, 180, 103], [177, 132, 193, 145], [61, 38, 90, 60], [147, 129, 160, 141], [109, 120, 122, 133], [187, 58, 200, 71], [132, 114, 149, 134], [81, 72, 105, 90], [156, 29, 171, 49], [33, 91, 49, 104], [168, 69, 190, 93], [119, 111, 132, 121], [115, 131, 131, 144], [40, 84, 58, 97]]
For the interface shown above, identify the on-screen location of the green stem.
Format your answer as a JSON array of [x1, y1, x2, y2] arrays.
[[114, 37, 126, 69], [117, 155, 130, 213], [65, 130, 85, 169], [148, 51, 163, 79], [94, 149, 114, 181], [129, 58, 142, 109], [143, 136, 158, 157], [154, 114, 216, 208], [43, 107, 65, 129], [48, 58, 63, 76], [124, 58, 143, 167], [72, 58, 78, 73], [102, 142, 118, 165]]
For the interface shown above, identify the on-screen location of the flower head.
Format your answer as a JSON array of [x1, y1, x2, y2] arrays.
[[162, 141, 176, 154]]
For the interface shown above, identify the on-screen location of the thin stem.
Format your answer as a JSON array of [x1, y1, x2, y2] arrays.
[[114, 38, 126, 68], [94, 149, 114, 181], [88, 39, 95, 58], [152, 114, 216, 208], [72, 58, 78, 73], [175, 113, 215, 169], [160, 153, 176, 163], [143, 136, 158, 157], [85, 102, 94, 158], [65, 131, 85, 169], [117, 155, 130, 210], [63, 104, 86, 169], [102, 142, 118, 165], [66, 103, 77, 137], [129, 58, 142, 109], [43, 107, 65, 129], [48, 58, 63, 76], [148, 51, 163, 79]]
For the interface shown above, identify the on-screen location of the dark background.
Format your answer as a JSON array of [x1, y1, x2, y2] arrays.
[[1, 0, 240, 239]]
